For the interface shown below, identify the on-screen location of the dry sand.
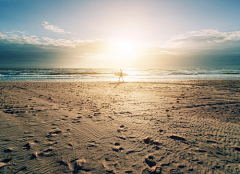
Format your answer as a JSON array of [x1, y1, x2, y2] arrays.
[[0, 80, 239, 174]]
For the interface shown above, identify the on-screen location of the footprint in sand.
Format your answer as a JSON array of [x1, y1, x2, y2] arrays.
[[69, 158, 92, 173], [159, 129, 165, 134], [144, 155, 156, 167], [46, 130, 62, 138], [234, 147, 240, 151], [72, 119, 81, 123], [72, 116, 81, 123], [112, 142, 124, 152], [1, 158, 12, 163], [22, 142, 31, 150], [30, 152, 38, 159], [117, 125, 128, 133], [38, 147, 56, 157], [143, 137, 160, 145], [4, 148, 13, 153], [169, 135, 186, 142], [143, 137, 153, 144]]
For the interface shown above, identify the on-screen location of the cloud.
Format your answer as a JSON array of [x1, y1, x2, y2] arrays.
[[42, 21, 71, 34], [167, 29, 240, 50], [0, 29, 239, 68], [0, 31, 107, 48], [0, 31, 42, 45], [0, 31, 111, 68], [3, 29, 239, 57], [132, 29, 240, 68]]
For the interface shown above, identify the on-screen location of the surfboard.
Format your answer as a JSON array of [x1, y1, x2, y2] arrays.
[[114, 72, 128, 76]]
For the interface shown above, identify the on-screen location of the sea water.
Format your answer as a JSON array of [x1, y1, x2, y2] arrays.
[[0, 68, 239, 82]]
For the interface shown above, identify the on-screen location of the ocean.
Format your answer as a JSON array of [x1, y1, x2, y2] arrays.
[[0, 68, 239, 82]]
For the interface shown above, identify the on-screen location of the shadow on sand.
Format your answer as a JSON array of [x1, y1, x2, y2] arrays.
[[109, 81, 125, 88]]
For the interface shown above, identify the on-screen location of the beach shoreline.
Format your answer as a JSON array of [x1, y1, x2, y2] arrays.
[[1, 68, 240, 82], [0, 80, 240, 173]]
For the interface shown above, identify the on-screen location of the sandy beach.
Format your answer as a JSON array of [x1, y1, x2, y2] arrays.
[[0, 80, 239, 174]]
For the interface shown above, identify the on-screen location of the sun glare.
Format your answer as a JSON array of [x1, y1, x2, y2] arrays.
[[117, 41, 133, 53], [106, 39, 143, 67], [112, 40, 138, 58]]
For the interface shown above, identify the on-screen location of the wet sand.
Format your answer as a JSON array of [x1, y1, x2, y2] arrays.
[[0, 80, 240, 173]]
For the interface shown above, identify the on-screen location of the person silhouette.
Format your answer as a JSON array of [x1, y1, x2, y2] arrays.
[[118, 69, 124, 82]]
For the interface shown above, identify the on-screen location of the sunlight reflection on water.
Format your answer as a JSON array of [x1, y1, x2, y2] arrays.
[[0, 68, 239, 82]]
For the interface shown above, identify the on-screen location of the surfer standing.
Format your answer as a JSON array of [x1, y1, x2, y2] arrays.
[[118, 69, 124, 82]]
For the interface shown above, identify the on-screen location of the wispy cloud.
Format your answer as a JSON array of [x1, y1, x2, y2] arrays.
[[0, 31, 41, 45], [0, 31, 109, 55], [0, 31, 89, 47], [167, 29, 240, 50], [42, 21, 71, 34]]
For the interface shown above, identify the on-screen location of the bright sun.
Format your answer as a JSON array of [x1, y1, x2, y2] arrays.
[[106, 39, 142, 67], [112, 40, 137, 58], [117, 41, 133, 53]]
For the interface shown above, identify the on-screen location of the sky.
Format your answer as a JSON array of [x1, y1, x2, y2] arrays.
[[0, 0, 240, 69]]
